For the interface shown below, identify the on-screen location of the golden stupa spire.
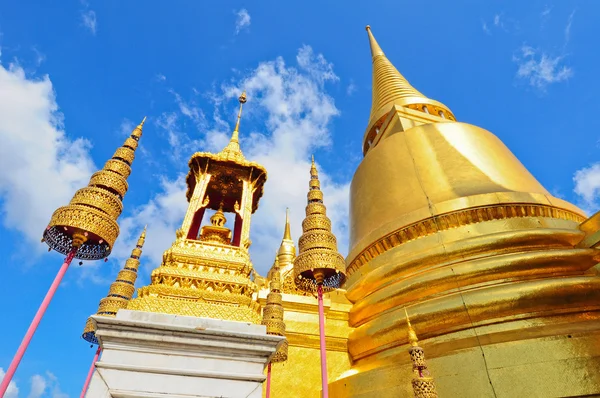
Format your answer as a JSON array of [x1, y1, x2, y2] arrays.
[[405, 309, 438, 398], [262, 256, 288, 362], [218, 91, 247, 162], [283, 207, 292, 241], [364, 26, 454, 149], [82, 226, 147, 344], [293, 156, 345, 291], [43, 118, 147, 259]]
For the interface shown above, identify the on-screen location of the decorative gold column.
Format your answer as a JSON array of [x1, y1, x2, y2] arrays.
[[181, 171, 212, 235]]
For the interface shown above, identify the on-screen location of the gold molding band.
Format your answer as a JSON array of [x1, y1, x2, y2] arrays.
[[347, 203, 586, 276]]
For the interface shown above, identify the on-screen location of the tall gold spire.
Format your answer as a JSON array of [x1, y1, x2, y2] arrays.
[[43, 118, 146, 260], [82, 226, 147, 344], [405, 309, 438, 398], [218, 91, 247, 162], [364, 26, 454, 151], [262, 256, 288, 362], [293, 157, 345, 291]]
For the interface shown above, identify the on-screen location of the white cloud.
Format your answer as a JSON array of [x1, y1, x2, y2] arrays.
[[155, 74, 166, 82], [0, 368, 19, 398], [235, 9, 251, 34], [565, 10, 576, 45], [81, 10, 97, 35], [346, 80, 357, 96], [493, 14, 503, 28], [574, 162, 600, 214], [482, 20, 491, 35], [27, 374, 46, 398], [115, 45, 349, 275], [513, 45, 573, 90], [0, 61, 96, 250], [541, 5, 552, 19]]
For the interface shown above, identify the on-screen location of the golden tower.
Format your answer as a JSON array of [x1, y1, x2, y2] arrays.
[[329, 26, 600, 397], [82, 227, 147, 344], [43, 118, 146, 259], [128, 92, 267, 323]]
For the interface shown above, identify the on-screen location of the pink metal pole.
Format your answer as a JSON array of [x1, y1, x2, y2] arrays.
[[317, 284, 329, 398], [265, 362, 272, 398], [0, 247, 77, 397], [80, 346, 102, 398]]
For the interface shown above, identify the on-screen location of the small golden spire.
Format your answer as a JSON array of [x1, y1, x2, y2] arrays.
[[405, 309, 438, 397], [82, 227, 147, 345], [405, 308, 419, 347], [43, 117, 147, 260], [293, 157, 346, 292], [283, 208, 292, 241], [277, 208, 296, 276], [262, 255, 288, 363], [217, 92, 247, 162]]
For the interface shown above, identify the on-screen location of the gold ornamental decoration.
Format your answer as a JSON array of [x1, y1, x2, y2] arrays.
[[405, 309, 438, 398], [82, 227, 147, 344], [262, 257, 288, 363], [293, 157, 346, 292], [43, 118, 146, 260]]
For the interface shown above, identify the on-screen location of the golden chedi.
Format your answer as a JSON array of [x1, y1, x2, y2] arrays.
[[128, 92, 266, 323], [82, 227, 147, 344], [294, 157, 346, 292], [262, 257, 288, 362], [329, 26, 600, 397], [43, 118, 146, 259]]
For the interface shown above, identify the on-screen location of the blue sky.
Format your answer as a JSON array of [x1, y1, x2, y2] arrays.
[[1, 1, 599, 396]]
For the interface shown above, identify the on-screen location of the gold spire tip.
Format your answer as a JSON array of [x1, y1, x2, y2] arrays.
[[311, 154, 315, 164], [365, 25, 371, 30], [141, 116, 147, 125], [283, 208, 292, 240], [366, 25, 384, 58]]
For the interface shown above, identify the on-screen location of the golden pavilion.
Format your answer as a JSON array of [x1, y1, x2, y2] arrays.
[[84, 25, 600, 398]]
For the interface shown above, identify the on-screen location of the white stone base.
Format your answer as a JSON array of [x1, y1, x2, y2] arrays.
[[85, 310, 284, 398]]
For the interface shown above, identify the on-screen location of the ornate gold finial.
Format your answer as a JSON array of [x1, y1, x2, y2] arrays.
[[217, 91, 247, 162], [364, 26, 455, 153], [262, 255, 288, 362], [405, 309, 438, 398], [293, 157, 346, 292], [283, 208, 292, 241], [82, 227, 147, 344], [43, 118, 146, 260]]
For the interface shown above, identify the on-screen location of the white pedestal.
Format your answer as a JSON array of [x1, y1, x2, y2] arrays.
[[85, 310, 283, 398]]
